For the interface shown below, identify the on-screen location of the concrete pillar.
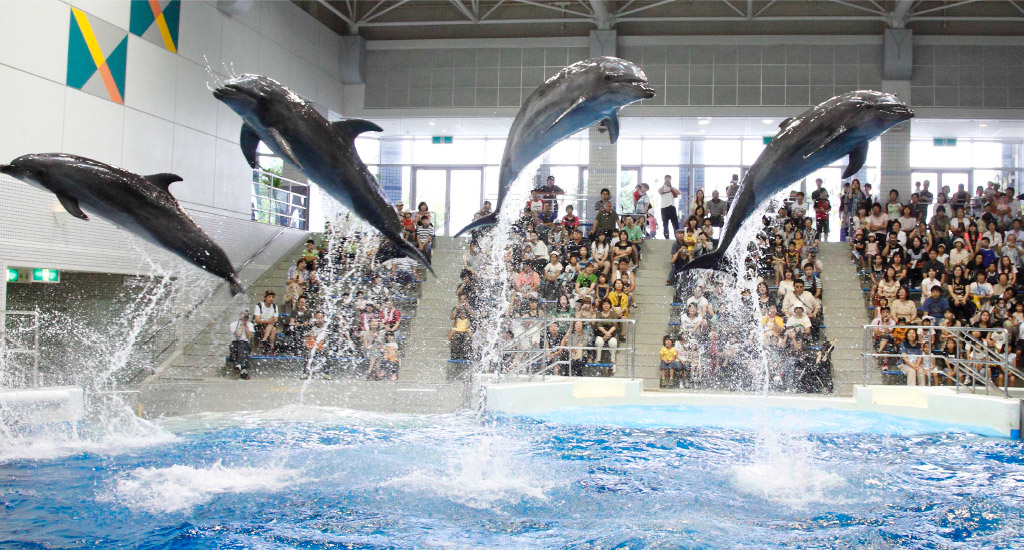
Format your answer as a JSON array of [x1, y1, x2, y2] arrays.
[[587, 126, 617, 223], [590, 29, 616, 58], [880, 119, 911, 201], [339, 36, 366, 85]]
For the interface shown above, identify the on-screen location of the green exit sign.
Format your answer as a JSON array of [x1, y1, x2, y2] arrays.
[[6, 268, 17, 282], [31, 268, 59, 283], [763, 136, 773, 145], [431, 136, 453, 144], [933, 138, 957, 147]]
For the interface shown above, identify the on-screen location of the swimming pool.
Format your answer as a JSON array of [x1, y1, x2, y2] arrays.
[[2, 405, 1022, 548]]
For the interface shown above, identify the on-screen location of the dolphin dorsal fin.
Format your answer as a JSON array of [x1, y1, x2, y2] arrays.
[[843, 141, 869, 179], [144, 173, 183, 193], [240, 123, 260, 169], [331, 119, 383, 145], [778, 117, 793, 130], [601, 111, 620, 143]]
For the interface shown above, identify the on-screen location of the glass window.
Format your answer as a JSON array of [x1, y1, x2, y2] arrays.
[[485, 139, 505, 164], [696, 139, 741, 165], [641, 139, 682, 165], [619, 139, 642, 165], [355, 137, 380, 165], [412, 138, 486, 165], [742, 139, 765, 165], [973, 142, 1002, 168], [543, 139, 581, 164], [910, 140, 974, 169]]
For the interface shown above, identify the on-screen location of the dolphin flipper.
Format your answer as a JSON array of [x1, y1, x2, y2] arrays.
[[601, 112, 620, 143], [454, 212, 499, 238], [680, 249, 732, 273], [267, 128, 303, 170], [56, 193, 88, 220], [228, 275, 246, 297], [394, 236, 436, 276], [843, 141, 869, 179], [240, 124, 260, 169]]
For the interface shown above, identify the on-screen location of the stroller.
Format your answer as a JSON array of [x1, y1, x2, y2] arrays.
[[798, 339, 836, 393]]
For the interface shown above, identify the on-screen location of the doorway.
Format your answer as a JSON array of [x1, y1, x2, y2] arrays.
[[413, 167, 483, 236]]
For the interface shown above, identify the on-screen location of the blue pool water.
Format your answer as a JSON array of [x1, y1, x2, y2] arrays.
[[2, 405, 1023, 549]]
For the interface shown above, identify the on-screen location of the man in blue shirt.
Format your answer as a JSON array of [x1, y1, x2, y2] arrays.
[[921, 286, 949, 319], [978, 237, 998, 267]]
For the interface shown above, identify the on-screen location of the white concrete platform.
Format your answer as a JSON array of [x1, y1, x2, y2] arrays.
[[0, 386, 84, 425], [482, 377, 1024, 439]]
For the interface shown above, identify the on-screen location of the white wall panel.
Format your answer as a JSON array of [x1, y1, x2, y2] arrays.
[[257, 0, 293, 50], [121, 108, 174, 176], [0, 65, 66, 160], [69, 0, 130, 31], [290, 9, 323, 67], [288, 56, 318, 102], [220, 17, 260, 76], [177, 0, 222, 71], [213, 137, 253, 215], [216, 102, 243, 143], [124, 35, 177, 121], [0, 0, 69, 84], [316, 28, 341, 76], [315, 73, 345, 114], [62, 88, 124, 165], [257, 37, 291, 85], [170, 125, 216, 205], [174, 56, 219, 135]]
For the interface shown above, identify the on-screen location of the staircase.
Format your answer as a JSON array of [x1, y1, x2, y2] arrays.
[[819, 241, 880, 395], [620, 239, 677, 389], [153, 235, 314, 381], [400, 236, 466, 383]]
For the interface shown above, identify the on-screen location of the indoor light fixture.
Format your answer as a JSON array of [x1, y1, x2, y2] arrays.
[[762, 119, 773, 124], [697, 119, 711, 125]]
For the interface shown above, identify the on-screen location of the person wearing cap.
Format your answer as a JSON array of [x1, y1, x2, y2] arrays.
[[949, 237, 970, 267], [395, 201, 406, 216], [785, 305, 812, 335], [254, 290, 279, 353], [228, 309, 255, 379]]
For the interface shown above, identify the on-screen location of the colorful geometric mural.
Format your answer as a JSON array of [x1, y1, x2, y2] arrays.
[[130, 0, 180, 54], [67, 8, 128, 105]]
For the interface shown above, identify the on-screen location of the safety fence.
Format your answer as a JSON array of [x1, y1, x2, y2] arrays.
[[861, 323, 1024, 397], [495, 316, 637, 381]]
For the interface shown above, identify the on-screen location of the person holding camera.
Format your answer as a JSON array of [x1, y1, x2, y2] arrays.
[[228, 310, 254, 380]]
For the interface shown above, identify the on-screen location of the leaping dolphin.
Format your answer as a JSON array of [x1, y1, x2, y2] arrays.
[[212, 75, 434, 275], [0, 154, 245, 295], [454, 56, 654, 237], [684, 90, 913, 272]]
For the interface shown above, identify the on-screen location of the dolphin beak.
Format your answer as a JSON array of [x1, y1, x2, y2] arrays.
[[0, 164, 15, 176], [884, 104, 914, 120]]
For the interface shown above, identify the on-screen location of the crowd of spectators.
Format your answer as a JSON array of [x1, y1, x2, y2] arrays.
[[451, 175, 654, 376], [665, 177, 833, 392], [227, 213, 421, 380], [845, 179, 1023, 388]]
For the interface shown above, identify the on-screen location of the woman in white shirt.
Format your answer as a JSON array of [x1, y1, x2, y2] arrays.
[[777, 268, 796, 298], [948, 238, 970, 267]]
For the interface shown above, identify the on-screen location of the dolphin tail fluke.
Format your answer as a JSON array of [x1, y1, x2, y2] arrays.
[[453, 213, 499, 238], [681, 249, 733, 273], [395, 237, 437, 277], [228, 275, 246, 297]]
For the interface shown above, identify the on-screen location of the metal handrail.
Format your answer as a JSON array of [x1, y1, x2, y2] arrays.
[[861, 323, 1022, 397], [499, 316, 637, 381]]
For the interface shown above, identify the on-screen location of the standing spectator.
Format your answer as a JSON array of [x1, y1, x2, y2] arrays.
[[537, 175, 564, 217], [448, 309, 473, 360], [228, 310, 254, 380], [561, 205, 580, 233], [592, 201, 619, 241], [667, 229, 690, 285], [634, 183, 652, 217], [898, 329, 926, 386], [707, 190, 728, 230], [254, 290, 279, 353], [594, 188, 613, 215], [814, 190, 831, 242], [659, 175, 681, 238], [725, 174, 740, 204]]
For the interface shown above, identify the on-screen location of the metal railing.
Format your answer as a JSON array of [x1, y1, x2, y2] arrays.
[[0, 310, 39, 388], [861, 323, 1024, 397], [498, 316, 637, 381], [252, 170, 309, 230]]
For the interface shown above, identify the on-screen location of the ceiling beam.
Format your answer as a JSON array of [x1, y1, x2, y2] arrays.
[[480, 0, 507, 20], [720, 0, 746, 18], [450, 0, 478, 21], [826, 0, 886, 16], [590, 0, 612, 28], [615, 0, 677, 18], [511, 0, 592, 18], [314, 0, 356, 31], [911, 0, 985, 17], [359, 0, 413, 24], [886, 0, 914, 27]]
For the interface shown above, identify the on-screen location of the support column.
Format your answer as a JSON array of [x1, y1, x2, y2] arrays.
[[880, 119, 911, 200], [588, 126, 617, 223]]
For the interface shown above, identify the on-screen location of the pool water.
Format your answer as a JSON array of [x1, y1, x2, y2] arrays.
[[2, 405, 1023, 549]]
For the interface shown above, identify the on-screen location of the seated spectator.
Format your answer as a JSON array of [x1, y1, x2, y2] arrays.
[[228, 309, 254, 380], [574, 263, 598, 302], [687, 285, 715, 318], [541, 252, 564, 300], [566, 320, 591, 376], [622, 216, 644, 261], [922, 286, 949, 319], [379, 299, 402, 334], [608, 278, 630, 318], [561, 205, 580, 233], [541, 321, 567, 373], [285, 259, 309, 310], [361, 317, 385, 380], [659, 335, 685, 388], [891, 287, 919, 324], [594, 272, 612, 302], [300, 239, 319, 269], [554, 294, 574, 317], [785, 305, 812, 336], [782, 279, 820, 320], [871, 306, 897, 361], [610, 230, 635, 267], [514, 262, 541, 300], [381, 333, 400, 381], [898, 329, 927, 386], [681, 302, 707, 338], [254, 290, 279, 353], [416, 215, 434, 262]]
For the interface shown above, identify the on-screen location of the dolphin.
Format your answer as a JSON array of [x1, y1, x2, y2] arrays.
[[212, 75, 434, 275], [454, 56, 654, 237], [0, 154, 245, 295], [683, 90, 913, 273]]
